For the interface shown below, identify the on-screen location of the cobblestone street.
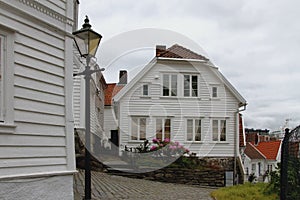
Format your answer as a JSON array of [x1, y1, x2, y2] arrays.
[[74, 169, 215, 200]]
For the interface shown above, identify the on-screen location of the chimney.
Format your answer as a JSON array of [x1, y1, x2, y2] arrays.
[[156, 45, 166, 57], [118, 70, 127, 84]]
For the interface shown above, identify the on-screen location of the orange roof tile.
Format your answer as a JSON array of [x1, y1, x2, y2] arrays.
[[256, 140, 281, 160], [104, 83, 124, 106], [157, 44, 209, 61]]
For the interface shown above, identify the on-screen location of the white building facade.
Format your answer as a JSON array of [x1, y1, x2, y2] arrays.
[[113, 44, 247, 163], [0, 0, 78, 199]]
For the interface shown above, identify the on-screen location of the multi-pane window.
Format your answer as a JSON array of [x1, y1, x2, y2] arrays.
[[156, 118, 171, 140], [142, 84, 149, 96], [186, 119, 201, 141], [212, 86, 218, 98], [184, 75, 198, 97], [212, 119, 227, 141], [131, 117, 147, 140], [163, 74, 177, 96]]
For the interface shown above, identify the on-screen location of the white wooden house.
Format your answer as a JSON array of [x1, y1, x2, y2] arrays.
[[0, 0, 78, 199], [113, 44, 247, 175]]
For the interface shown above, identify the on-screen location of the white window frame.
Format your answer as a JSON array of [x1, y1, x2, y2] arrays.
[[130, 117, 147, 141], [142, 84, 149, 96], [212, 119, 227, 141], [0, 29, 14, 126], [212, 86, 218, 98], [184, 74, 199, 97], [162, 74, 177, 97], [186, 118, 202, 142], [155, 118, 171, 141]]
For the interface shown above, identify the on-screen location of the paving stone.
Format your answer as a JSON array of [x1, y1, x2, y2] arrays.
[[74, 169, 215, 200]]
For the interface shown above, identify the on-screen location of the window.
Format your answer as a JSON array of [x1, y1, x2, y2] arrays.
[[212, 86, 218, 98], [0, 34, 4, 121], [131, 117, 147, 140], [156, 118, 171, 140], [163, 74, 177, 96], [212, 119, 227, 141], [142, 84, 149, 96], [184, 75, 198, 97], [186, 119, 201, 141]]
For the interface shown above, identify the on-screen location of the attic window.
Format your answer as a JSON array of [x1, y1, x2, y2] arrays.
[[142, 84, 149, 96], [212, 87, 218, 98]]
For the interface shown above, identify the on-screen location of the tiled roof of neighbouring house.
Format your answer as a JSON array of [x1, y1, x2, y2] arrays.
[[256, 140, 281, 160], [157, 44, 209, 61], [104, 83, 124, 106], [245, 142, 266, 160]]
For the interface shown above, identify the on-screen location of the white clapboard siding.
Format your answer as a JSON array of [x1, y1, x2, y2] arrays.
[[0, 0, 76, 180]]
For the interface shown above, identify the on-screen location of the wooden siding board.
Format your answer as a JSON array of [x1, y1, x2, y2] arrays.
[[0, 134, 65, 146], [14, 75, 64, 96], [14, 86, 65, 106], [14, 110, 65, 126], [0, 147, 66, 158], [0, 157, 66, 168], [15, 122, 65, 136]]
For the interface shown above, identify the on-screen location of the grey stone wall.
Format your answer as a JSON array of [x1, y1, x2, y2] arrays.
[[0, 174, 74, 200]]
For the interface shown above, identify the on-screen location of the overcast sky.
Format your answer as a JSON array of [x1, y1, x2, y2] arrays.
[[78, 0, 300, 131]]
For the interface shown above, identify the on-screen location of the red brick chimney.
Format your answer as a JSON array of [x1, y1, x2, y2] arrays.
[[156, 45, 166, 57]]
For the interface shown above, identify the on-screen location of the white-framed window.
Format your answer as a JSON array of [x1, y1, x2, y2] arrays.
[[0, 34, 4, 122], [212, 119, 227, 141], [142, 84, 149, 96], [0, 29, 14, 126], [184, 75, 198, 97], [163, 74, 177, 96], [155, 118, 171, 140], [212, 86, 218, 98], [131, 117, 147, 140], [186, 118, 202, 141]]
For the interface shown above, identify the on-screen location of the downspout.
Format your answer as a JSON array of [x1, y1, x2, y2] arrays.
[[234, 104, 246, 185]]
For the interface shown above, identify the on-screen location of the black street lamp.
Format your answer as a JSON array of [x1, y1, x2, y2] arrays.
[[73, 16, 104, 200]]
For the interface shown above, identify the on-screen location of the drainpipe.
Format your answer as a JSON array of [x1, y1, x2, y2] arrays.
[[234, 104, 246, 185]]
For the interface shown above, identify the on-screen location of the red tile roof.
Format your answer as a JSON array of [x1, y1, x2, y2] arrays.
[[256, 140, 281, 160], [157, 44, 209, 61], [245, 142, 266, 160], [104, 83, 124, 106]]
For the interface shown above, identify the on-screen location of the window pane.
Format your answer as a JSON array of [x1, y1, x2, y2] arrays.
[[192, 76, 198, 97], [195, 119, 201, 141], [131, 118, 138, 140], [140, 118, 146, 140], [164, 119, 171, 139], [220, 120, 226, 141], [184, 75, 190, 96], [171, 75, 177, 96], [212, 120, 218, 141], [187, 119, 193, 141], [143, 84, 148, 96], [156, 119, 162, 140], [212, 87, 217, 98], [163, 74, 169, 96]]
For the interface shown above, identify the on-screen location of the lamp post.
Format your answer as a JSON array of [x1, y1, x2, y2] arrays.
[[73, 16, 103, 200]]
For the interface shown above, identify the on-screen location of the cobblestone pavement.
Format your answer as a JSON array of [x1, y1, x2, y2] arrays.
[[74, 169, 215, 200]]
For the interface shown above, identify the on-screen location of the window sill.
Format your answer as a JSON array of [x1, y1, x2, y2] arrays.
[[210, 98, 221, 101], [210, 141, 229, 144], [185, 141, 203, 144], [140, 96, 151, 99], [0, 123, 17, 134]]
